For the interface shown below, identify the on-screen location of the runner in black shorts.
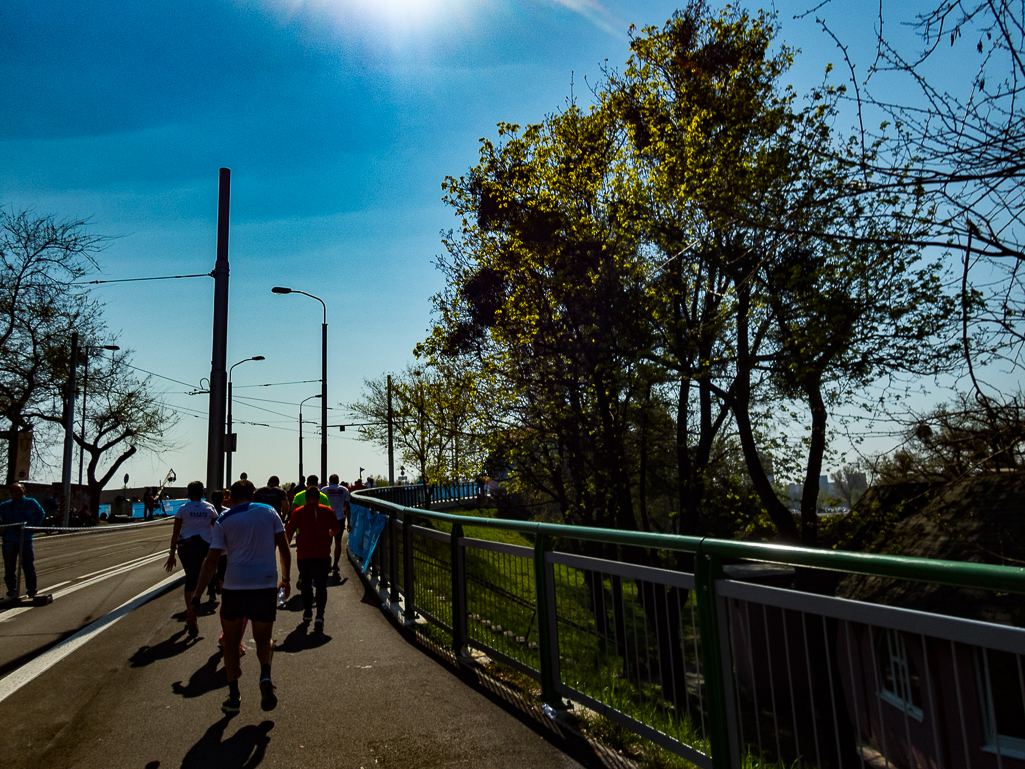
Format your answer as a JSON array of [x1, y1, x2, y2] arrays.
[[164, 481, 217, 632], [188, 479, 291, 715]]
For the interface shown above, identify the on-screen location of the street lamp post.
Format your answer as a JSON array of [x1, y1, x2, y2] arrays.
[[298, 393, 322, 481], [272, 287, 328, 481], [79, 344, 120, 488], [226, 355, 265, 484]]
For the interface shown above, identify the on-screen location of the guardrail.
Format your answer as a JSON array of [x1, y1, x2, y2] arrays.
[[349, 483, 1025, 769]]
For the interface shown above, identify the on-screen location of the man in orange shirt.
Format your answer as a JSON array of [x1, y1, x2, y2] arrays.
[[284, 484, 340, 632]]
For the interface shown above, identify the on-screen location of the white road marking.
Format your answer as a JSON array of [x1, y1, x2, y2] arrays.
[[0, 553, 169, 624], [78, 552, 163, 581], [0, 572, 183, 703]]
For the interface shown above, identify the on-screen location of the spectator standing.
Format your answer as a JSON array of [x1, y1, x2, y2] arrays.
[[164, 481, 217, 629], [285, 484, 339, 631], [0, 484, 45, 598], [323, 474, 351, 574], [187, 480, 291, 715]]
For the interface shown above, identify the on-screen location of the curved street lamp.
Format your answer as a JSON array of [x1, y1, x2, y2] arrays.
[[226, 355, 265, 484], [298, 393, 322, 482], [272, 287, 328, 482]]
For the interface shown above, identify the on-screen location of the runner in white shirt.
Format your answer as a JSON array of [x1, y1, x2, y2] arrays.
[[164, 481, 217, 631], [323, 474, 351, 574], [187, 479, 291, 715]]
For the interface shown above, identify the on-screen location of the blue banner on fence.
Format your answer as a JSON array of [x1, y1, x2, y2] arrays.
[[349, 504, 387, 573]]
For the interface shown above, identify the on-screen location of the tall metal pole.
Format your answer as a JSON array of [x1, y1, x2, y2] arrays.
[[387, 374, 394, 484], [321, 320, 328, 483], [299, 393, 320, 482], [61, 332, 79, 527], [79, 350, 89, 487], [225, 355, 264, 486], [226, 378, 234, 484], [206, 168, 230, 495]]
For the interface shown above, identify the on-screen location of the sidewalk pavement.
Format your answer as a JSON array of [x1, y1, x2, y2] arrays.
[[0, 555, 631, 769]]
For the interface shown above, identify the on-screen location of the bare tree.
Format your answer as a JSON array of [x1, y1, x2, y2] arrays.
[[27, 346, 180, 515], [0, 208, 104, 483], [804, 0, 1025, 378]]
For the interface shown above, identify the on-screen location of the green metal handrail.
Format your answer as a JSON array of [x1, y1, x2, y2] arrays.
[[351, 484, 1025, 769]]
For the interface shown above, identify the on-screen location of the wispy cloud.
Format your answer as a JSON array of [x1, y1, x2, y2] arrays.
[[549, 0, 629, 39]]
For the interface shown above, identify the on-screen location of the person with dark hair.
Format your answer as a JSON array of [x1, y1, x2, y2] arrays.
[[254, 475, 288, 521], [164, 481, 217, 629], [323, 473, 351, 574], [0, 483, 45, 598], [290, 474, 329, 508], [285, 483, 339, 631], [187, 479, 291, 715]]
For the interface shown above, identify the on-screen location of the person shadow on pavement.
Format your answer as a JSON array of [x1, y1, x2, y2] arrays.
[[130, 629, 199, 667], [274, 620, 332, 654], [171, 651, 227, 699], [180, 717, 273, 768]]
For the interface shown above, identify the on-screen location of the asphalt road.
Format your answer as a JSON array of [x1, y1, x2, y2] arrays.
[[0, 519, 178, 677], [0, 527, 628, 769]]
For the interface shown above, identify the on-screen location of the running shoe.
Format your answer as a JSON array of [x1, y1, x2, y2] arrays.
[[302, 611, 313, 623], [314, 617, 324, 633], [259, 678, 277, 712], [187, 622, 199, 638], [221, 693, 241, 714]]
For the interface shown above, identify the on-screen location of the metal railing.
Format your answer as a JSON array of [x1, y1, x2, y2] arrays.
[[349, 483, 1025, 769]]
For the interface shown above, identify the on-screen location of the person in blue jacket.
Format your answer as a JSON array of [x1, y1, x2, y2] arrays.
[[0, 483, 46, 598]]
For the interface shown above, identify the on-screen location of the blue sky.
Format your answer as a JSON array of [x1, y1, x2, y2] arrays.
[[1, 0, 933, 489]]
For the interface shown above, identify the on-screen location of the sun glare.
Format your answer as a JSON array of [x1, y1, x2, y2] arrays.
[[267, 0, 469, 35]]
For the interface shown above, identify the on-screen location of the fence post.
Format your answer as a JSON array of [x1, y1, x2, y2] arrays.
[[388, 510, 400, 604], [16, 523, 25, 599], [534, 530, 562, 706], [402, 510, 417, 623], [694, 546, 732, 769], [450, 521, 467, 655]]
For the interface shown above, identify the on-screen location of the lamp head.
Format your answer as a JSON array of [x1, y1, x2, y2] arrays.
[[271, 286, 292, 294], [103, 345, 120, 351], [252, 355, 266, 361]]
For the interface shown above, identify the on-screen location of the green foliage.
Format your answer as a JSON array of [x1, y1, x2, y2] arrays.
[[384, 2, 961, 548]]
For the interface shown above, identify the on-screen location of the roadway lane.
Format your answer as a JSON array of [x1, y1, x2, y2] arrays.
[[0, 553, 624, 769], [0, 520, 181, 676]]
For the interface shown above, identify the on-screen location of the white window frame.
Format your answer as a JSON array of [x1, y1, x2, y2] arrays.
[[877, 628, 924, 721], [976, 648, 1025, 760]]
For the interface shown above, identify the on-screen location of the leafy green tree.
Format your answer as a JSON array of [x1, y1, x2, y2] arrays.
[[614, 3, 957, 544], [426, 101, 657, 534], [348, 365, 488, 497]]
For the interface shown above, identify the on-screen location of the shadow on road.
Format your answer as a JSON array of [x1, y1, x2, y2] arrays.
[[180, 717, 273, 768], [274, 621, 332, 654], [130, 629, 198, 667], [171, 651, 226, 699]]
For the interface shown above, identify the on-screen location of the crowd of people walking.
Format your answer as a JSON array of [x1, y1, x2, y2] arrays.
[[166, 472, 361, 715]]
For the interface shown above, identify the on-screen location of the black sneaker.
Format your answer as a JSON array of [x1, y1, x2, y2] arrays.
[[186, 622, 199, 638], [302, 611, 313, 623], [221, 693, 241, 714], [314, 617, 324, 633], [259, 678, 277, 712]]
